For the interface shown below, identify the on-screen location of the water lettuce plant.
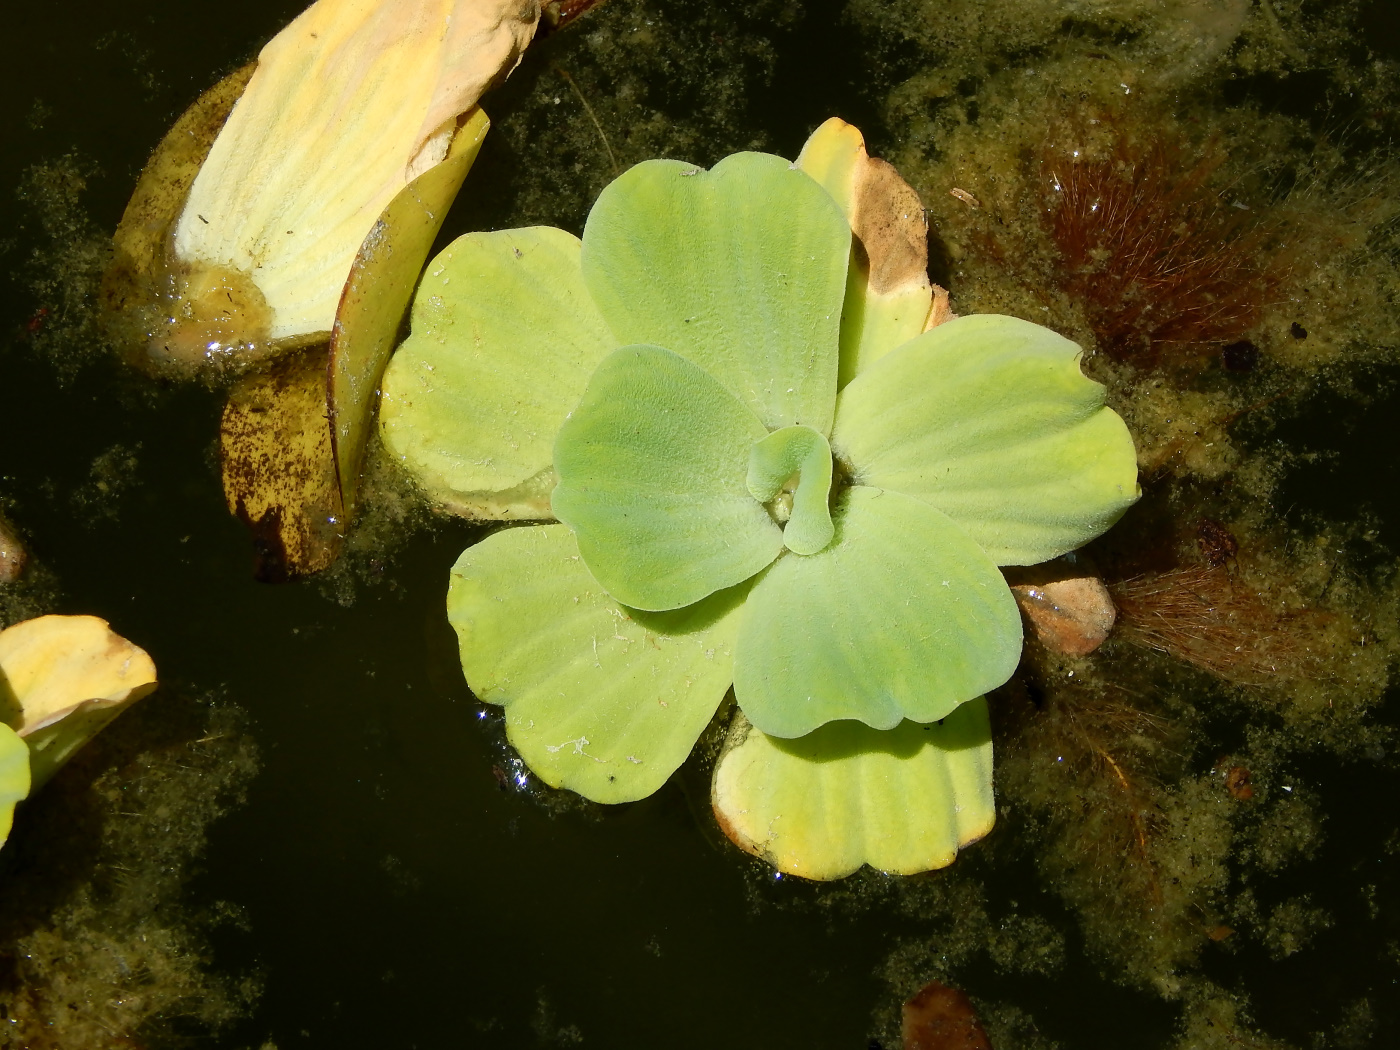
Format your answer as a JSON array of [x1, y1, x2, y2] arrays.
[[381, 119, 1139, 877], [0, 615, 158, 848]]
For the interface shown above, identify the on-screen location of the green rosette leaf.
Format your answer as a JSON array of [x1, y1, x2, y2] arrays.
[[379, 227, 616, 519], [0, 723, 31, 848], [746, 425, 835, 556], [448, 524, 745, 804], [580, 152, 850, 435], [711, 700, 995, 880], [733, 486, 1022, 737], [552, 344, 781, 612], [831, 314, 1140, 565]]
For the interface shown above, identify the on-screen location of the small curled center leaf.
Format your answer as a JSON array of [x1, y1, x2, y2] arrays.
[[747, 425, 835, 555]]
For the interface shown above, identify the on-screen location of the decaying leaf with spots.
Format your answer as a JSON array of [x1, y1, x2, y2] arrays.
[[220, 345, 344, 582]]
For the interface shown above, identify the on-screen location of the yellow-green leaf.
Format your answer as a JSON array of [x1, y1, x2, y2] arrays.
[[379, 224, 615, 519], [0, 724, 30, 848], [330, 108, 490, 517], [0, 615, 158, 791], [551, 345, 781, 611], [711, 701, 995, 880], [448, 524, 744, 803], [832, 314, 1140, 565], [732, 486, 1021, 737], [581, 152, 850, 434]]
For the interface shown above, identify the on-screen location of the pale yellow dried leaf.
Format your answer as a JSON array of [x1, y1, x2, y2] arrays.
[[173, 0, 540, 343], [0, 616, 158, 789]]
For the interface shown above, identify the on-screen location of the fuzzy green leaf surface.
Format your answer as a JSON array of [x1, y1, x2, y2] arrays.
[[733, 486, 1022, 737], [832, 314, 1140, 565], [0, 723, 30, 847], [711, 700, 994, 880], [379, 227, 615, 518], [552, 344, 780, 611], [448, 524, 744, 804], [580, 152, 850, 434], [746, 424, 835, 555]]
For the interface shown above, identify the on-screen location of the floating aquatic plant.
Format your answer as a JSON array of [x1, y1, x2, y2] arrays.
[[381, 119, 1139, 878], [0, 615, 158, 847], [105, 0, 541, 376], [103, 0, 558, 577]]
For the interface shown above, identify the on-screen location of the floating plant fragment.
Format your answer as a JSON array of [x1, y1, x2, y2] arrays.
[[106, 0, 541, 374], [104, 0, 548, 576], [0, 726, 29, 847], [0, 615, 157, 834], [391, 121, 1138, 876], [220, 344, 346, 581], [711, 703, 995, 880], [1010, 575, 1118, 657], [102, 62, 258, 370], [328, 109, 490, 516]]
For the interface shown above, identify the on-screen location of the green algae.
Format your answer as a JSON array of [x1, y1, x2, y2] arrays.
[[0, 679, 260, 1048], [12, 156, 116, 383], [0, 506, 258, 1047]]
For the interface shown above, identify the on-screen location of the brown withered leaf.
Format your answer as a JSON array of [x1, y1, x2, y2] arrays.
[[901, 980, 993, 1050], [795, 118, 946, 385], [0, 511, 25, 584], [850, 155, 929, 297], [220, 343, 344, 582]]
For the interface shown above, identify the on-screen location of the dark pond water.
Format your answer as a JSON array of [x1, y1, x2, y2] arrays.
[[2, 1, 1399, 1048]]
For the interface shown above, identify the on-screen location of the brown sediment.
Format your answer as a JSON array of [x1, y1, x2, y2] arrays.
[[901, 979, 993, 1050]]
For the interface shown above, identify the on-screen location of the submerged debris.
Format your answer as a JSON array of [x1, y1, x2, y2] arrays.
[[0, 513, 25, 585], [901, 979, 993, 1050], [1010, 575, 1117, 657]]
